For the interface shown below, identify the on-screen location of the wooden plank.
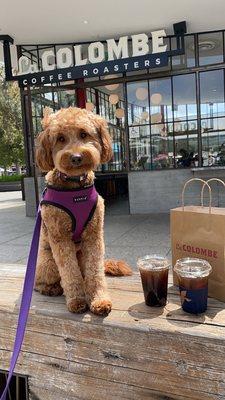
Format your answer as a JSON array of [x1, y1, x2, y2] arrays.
[[0, 349, 222, 400], [28, 288, 225, 329]]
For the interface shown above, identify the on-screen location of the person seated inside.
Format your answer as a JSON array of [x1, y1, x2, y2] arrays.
[[177, 149, 195, 168]]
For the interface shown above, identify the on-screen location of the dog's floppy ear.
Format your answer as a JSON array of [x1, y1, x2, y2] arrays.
[[36, 130, 54, 172], [36, 108, 54, 172], [92, 114, 113, 163]]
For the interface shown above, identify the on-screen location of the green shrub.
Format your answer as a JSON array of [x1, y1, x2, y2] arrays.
[[0, 174, 23, 182]]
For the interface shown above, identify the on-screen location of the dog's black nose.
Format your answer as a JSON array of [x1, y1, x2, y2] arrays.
[[71, 154, 82, 165]]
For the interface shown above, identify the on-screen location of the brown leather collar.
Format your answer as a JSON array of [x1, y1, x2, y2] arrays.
[[57, 171, 88, 183]]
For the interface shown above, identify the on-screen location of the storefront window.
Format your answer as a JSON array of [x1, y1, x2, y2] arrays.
[[201, 117, 225, 166], [200, 69, 225, 118], [151, 124, 174, 170], [174, 121, 199, 168], [173, 74, 197, 120], [172, 35, 196, 69], [97, 84, 125, 126], [86, 88, 97, 113], [198, 32, 224, 66], [127, 81, 149, 125], [149, 78, 172, 123], [106, 125, 126, 172], [127, 74, 200, 170], [129, 125, 151, 170], [90, 84, 126, 171], [57, 89, 77, 108]]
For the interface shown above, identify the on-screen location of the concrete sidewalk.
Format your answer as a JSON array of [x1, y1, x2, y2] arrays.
[[0, 192, 170, 269]]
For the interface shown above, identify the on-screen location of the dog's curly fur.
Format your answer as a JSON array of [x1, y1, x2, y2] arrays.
[[34, 107, 132, 316]]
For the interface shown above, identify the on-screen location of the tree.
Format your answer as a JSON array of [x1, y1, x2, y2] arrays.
[[0, 66, 24, 173]]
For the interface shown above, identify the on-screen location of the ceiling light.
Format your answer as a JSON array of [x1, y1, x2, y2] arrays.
[[198, 41, 216, 51], [105, 83, 120, 91], [115, 108, 125, 119], [151, 93, 162, 105], [83, 20, 88, 24], [109, 94, 119, 105], [136, 87, 148, 101], [103, 74, 120, 91]]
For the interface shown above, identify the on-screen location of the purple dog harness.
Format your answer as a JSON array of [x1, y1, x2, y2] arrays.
[[0, 184, 98, 399], [41, 184, 98, 243]]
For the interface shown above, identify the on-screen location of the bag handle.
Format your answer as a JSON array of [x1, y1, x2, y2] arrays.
[[200, 178, 225, 206], [182, 178, 212, 213]]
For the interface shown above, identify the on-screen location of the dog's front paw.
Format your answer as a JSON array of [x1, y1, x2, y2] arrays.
[[67, 298, 88, 313], [90, 299, 112, 316]]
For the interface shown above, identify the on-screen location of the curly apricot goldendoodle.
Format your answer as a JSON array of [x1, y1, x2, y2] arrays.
[[34, 107, 132, 316]]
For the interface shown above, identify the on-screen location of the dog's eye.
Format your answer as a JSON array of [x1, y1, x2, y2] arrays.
[[80, 131, 87, 139], [57, 135, 65, 143]]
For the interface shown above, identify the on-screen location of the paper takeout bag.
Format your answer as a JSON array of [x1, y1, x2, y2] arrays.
[[171, 178, 225, 302]]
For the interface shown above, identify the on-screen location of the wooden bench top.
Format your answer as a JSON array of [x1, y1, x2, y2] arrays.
[[0, 264, 225, 400]]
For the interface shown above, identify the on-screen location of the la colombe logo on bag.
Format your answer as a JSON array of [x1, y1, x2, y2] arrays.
[[176, 242, 218, 259]]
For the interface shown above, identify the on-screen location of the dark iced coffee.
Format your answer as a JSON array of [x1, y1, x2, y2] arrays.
[[174, 258, 212, 314], [138, 256, 169, 307]]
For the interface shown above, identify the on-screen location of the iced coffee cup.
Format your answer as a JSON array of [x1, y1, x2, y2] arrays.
[[174, 258, 212, 314], [138, 255, 170, 307]]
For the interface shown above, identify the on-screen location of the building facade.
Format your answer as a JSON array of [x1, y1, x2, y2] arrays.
[[3, 28, 225, 214]]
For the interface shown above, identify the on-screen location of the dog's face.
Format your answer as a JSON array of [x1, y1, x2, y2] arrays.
[[36, 107, 113, 175]]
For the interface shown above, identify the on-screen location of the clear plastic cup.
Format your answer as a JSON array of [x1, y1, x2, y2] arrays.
[[137, 255, 170, 307], [174, 258, 212, 314]]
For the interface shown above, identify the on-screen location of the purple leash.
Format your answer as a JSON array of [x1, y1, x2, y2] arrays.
[[0, 211, 41, 400]]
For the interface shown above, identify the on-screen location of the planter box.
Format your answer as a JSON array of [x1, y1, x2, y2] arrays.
[[0, 181, 21, 192], [23, 177, 45, 217]]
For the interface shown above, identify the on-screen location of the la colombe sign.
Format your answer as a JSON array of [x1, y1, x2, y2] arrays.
[[2, 28, 184, 86], [19, 31, 167, 74], [17, 30, 171, 85]]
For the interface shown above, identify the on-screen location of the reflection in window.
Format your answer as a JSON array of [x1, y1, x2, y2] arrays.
[[104, 125, 126, 172], [86, 88, 97, 113], [201, 118, 225, 166], [127, 81, 149, 125], [173, 74, 197, 120], [58, 90, 77, 108], [172, 35, 196, 69], [31, 89, 78, 136], [150, 78, 172, 123], [151, 124, 174, 170], [200, 70, 225, 118], [89, 84, 126, 172], [174, 121, 198, 168], [198, 32, 223, 66], [95, 84, 125, 126], [129, 125, 151, 170]]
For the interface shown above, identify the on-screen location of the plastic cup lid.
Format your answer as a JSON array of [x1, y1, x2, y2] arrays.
[[174, 257, 212, 278], [137, 255, 170, 271]]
